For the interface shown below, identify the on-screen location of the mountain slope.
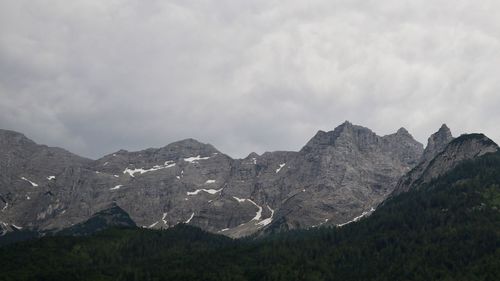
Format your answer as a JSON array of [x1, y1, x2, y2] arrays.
[[0, 122, 424, 238], [1, 150, 499, 280], [393, 132, 498, 195], [264, 122, 423, 232]]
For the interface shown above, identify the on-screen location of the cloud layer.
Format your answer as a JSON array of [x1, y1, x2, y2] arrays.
[[1, 1, 500, 159]]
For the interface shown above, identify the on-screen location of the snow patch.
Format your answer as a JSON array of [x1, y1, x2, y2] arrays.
[[187, 188, 223, 195], [103, 162, 109, 166], [247, 199, 263, 221], [312, 218, 329, 228], [148, 221, 159, 228], [123, 161, 176, 177], [26, 195, 30, 200], [220, 228, 229, 232], [110, 185, 123, 190], [1, 203, 8, 212], [113, 175, 119, 178], [11, 224, 22, 230], [276, 163, 286, 173], [232, 196, 246, 203], [21, 177, 38, 187], [185, 212, 195, 224], [233, 197, 275, 226], [161, 212, 168, 225], [232, 197, 264, 222], [205, 179, 216, 184], [252, 158, 257, 164], [337, 208, 375, 227], [257, 205, 275, 226], [183, 155, 210, 163], [47, 176, 56, 180]]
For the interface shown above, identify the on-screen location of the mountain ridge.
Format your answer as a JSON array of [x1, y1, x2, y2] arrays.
[[2, 149, 499, 280], [3, 122, 492, 239]]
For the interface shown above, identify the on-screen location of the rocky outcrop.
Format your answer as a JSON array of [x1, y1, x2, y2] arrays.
[[0, 122, 424, 238], [421, 124, 454, 163], [392, 124, 454, 195], [392, 132, 498, 195], [266, 122, 423, 231]]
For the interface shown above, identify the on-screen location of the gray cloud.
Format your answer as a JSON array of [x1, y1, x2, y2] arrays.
[[1, 0, 500, 159]]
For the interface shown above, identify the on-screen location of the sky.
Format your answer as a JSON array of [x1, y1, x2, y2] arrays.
[[1, 1, 500, 159]]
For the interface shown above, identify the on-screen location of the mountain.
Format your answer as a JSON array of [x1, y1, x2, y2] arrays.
[[56, 204, 136, 236], [264, 121, 423, 233], [0, 122, 425, 238], [393, 129, 498, 195], [1, 149, 498, 280]]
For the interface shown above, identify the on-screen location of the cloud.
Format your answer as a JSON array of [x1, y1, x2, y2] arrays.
[[1, 0, 500, 158]]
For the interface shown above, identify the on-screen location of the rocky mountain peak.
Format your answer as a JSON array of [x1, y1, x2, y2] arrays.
[[245, 152, 260, 159], [161, 138, 219, 155], [392, 132, 498, 195], [421, 124, 453, 162], [301, 121, 377, 152], [396, 127, 410, 136], [381, 128, 424, 168]]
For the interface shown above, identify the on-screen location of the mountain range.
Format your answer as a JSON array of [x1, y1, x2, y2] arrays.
[[0, 121, 498, 239], [1, 131, 499, 280]]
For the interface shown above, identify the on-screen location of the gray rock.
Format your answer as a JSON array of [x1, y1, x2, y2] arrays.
[[0, 122, 424, 238], [391, 124, 454, 195], [392, 132, 498, 195], [421, 124, 454, 163]]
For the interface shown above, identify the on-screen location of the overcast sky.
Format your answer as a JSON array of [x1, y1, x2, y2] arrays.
[[1, 1, 499, 159]]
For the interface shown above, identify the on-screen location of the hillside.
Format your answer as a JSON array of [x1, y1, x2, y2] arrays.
[[1, 151, 499, 280]]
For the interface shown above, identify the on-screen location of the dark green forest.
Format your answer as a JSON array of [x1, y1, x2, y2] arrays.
[[1, 152, 500, 281]]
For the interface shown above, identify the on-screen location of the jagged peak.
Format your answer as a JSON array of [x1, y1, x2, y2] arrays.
[[301, 122, 377, 152], [245, 152, 260, 159], [421, 124, 455, 162], [396, 127, 410, 135], [439, 123, 450, 130], [341, 120, 353, 126], [436, 123, 452, 136]]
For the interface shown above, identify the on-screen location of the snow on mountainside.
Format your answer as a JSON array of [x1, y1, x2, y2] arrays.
[[0, 122, 459, 238]]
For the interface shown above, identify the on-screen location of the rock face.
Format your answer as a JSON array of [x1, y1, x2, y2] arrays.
[[0, 122, 424, 238], [421, 124, 454, 163], [392, 124, 454, 195], [264, 122, 423, 232], [392, 132, 498, 195]]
